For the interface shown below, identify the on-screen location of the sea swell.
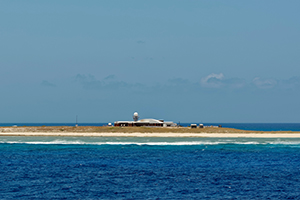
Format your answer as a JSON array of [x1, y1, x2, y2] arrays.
[[1, 137, 300, 199], [1, 137, 300, 146]]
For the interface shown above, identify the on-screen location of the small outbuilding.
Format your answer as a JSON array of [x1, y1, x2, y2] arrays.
[[190, 124, 197, 128]]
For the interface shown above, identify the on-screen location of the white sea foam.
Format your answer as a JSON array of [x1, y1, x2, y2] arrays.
[[268, 141, 300, 145], [0, 139, 84, 145], [0, 141, 223, 145], [233, 142, 260, 145], [1, 139, 300, 146], [103, 141, 227, 145]]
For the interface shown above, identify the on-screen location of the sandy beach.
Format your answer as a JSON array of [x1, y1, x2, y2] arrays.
[[1, 132, 300, 138], [1, 126, 300, 137]]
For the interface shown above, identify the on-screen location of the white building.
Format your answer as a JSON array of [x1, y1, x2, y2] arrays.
[[114, 112, 177, 127]]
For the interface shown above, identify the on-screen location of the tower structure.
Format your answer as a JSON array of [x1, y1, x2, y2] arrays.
[[133, 112, 139, 121]]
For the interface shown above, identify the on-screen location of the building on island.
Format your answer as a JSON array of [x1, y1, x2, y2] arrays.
[[114, 112, 177, 127]]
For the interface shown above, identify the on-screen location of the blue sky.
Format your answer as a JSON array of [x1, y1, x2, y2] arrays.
[[1, 1, 300, 123]]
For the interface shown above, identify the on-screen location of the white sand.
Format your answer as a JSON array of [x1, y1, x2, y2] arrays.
[[1, 132, 300, 138]]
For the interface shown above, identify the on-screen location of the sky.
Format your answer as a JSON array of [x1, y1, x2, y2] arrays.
[[1, 1, 300, 123]]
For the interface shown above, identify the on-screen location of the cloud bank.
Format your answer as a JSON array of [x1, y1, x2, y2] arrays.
[[75, 73, 300, 93], [75, 74, 144, 91], [201, 73, 246, 89]]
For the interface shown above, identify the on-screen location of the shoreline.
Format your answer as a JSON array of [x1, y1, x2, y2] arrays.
[[2, 132, 300, 138]]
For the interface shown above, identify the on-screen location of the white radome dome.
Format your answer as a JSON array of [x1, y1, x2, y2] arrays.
[[133, 112, 139, 121]]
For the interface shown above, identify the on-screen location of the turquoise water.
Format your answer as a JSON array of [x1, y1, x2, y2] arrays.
[[1, 137, 300, 199]]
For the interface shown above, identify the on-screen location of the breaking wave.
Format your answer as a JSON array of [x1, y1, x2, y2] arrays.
[[1, 139, 300, 146]]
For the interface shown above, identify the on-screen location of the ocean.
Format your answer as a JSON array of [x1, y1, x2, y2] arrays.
[[1, 136, 300, 199]]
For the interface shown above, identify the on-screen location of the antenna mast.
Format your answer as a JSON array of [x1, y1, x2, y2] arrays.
[[76, 115, 78, 127]]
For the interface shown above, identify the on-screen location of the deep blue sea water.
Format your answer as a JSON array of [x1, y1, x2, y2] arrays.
[[1, 137, 300, 199]]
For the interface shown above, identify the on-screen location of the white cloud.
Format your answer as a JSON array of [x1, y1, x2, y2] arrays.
[[278, 77, 300, 89], [201, 73, 224, 88], [200, 73, 246, 89], [252, 77, 277, 89]]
